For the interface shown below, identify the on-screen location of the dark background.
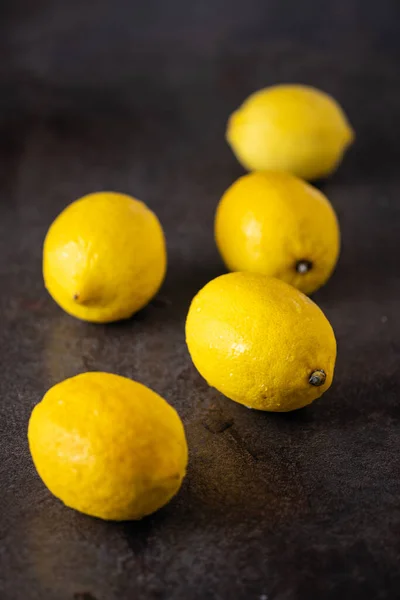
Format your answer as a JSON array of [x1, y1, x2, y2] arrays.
[[1, 1, 400, 599]]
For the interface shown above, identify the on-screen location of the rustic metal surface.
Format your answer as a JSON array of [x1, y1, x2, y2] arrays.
[[1, 1, 400, 598]]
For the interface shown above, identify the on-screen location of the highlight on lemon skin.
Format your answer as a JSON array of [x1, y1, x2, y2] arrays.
[[185, 272, 337, 412], [226, 84, 354, 181], [28, 372, 188, 521], [215, 171, 340, 295], [43, 191, 167, 323]]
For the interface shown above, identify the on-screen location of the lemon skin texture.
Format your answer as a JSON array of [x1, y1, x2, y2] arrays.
[[186, 272, 336, 412], [28, 372, 188, 521], [215, 171, 340, 295], [43, 192, 166, 323], [227, 84, 354, 180]]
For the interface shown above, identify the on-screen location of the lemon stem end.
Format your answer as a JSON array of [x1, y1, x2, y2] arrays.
[[296, 260, 313, 274], [309, 370, 326, 386]]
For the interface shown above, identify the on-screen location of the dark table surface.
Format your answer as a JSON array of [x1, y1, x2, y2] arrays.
[[1, 1, 400, 599]]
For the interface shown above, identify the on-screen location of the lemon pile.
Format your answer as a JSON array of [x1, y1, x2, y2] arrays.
[[29, 373, 188, 521], [227, 84, 354, 180], [186, 273, 336, 412], [27, 83, 353, 521], [44, 191, 166, 323], [215, 171, 340, 295]]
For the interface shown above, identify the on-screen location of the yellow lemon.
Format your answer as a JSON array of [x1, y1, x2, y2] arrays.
[[43, 192, 166, 323], [28, 372, 188, 521], [186, 272, 336, 412], [227, 84, 354, 180], [215, 171, 340, 295]]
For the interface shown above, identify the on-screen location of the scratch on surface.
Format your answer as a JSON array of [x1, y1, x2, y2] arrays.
[[117, 552, 135, 574], [201, 403, 234, 434], [227, 427, 259, 461], [202, 417, 234, 434]]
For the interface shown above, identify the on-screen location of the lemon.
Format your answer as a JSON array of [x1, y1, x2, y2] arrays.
[[215, 171, 340, 295], [186, 272, 336, 412], [28, 372, 188, 520], [43, 192, 166, 323], [227, 84, 354, 180]]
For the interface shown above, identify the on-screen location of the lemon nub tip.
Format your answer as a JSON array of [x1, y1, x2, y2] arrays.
[[73, 292, 88, 305], [309, 370, 326, 387]]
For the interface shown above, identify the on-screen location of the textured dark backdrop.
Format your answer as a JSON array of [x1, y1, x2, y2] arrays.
[[1, 1, 400, 599]]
